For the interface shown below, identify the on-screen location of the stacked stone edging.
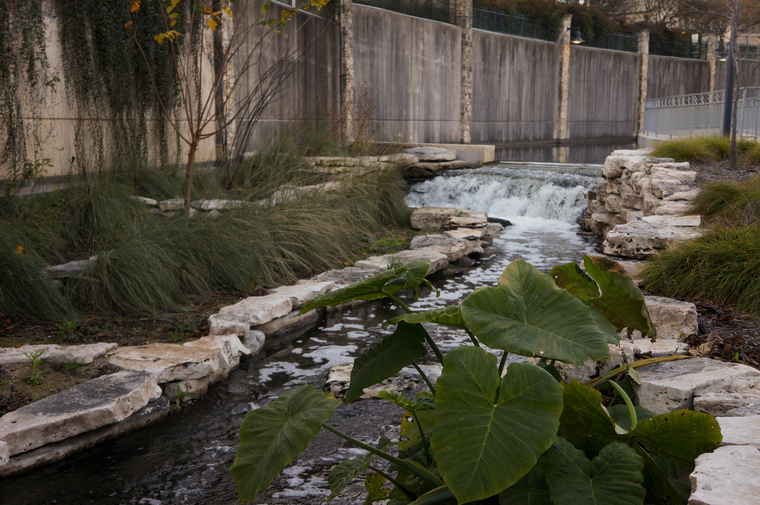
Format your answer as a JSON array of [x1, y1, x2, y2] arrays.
[[0, 205, 500, 476]]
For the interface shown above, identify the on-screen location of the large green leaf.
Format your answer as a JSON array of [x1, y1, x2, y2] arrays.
[[346, 321, 428, 402], [300, 261, 431, 313], [634, 446, 688, 505], [460, 261, 613, 364], [540, 438, 645, 505], [631, 410, 722, 470], [499, 464, 552, 505], [583, 255, 655, 336], [431, 347, 563, 503], [608, 404, 655, 432], [327, 437, 392, 500], [232, 386, 341, 502], [559, 381, 623, 455], [550, 261, 600, 301], [386, 305, 465, 328]]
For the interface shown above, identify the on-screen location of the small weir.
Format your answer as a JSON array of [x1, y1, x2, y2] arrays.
[[1, 163, 604, 505]]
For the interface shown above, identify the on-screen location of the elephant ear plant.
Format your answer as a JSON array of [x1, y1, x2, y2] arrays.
[[231, 256, 722, 505]]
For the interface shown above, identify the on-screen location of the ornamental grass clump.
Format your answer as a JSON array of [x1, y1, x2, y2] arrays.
[[689, 174, 760, 226], [651, 135, 760, 164]]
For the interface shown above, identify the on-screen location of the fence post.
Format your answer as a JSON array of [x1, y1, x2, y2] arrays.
[[456, 0, 473, 144], [637, 30, 649, 135], [556, 14, 571, 142], [340, 0, 356, 142], [706, 35, 718, 93]]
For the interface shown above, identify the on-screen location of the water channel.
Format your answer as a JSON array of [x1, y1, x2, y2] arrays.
[[1, 151, 616, 504]]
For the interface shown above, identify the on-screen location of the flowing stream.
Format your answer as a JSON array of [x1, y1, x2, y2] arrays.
[[1, 163, 604, 505]]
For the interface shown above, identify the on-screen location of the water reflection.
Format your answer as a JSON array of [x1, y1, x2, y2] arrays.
[[495, 140, 637, 164]]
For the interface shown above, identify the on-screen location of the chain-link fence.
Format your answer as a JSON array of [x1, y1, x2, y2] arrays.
[[643, 88, 760, 140], [355, 0, 456, 24]]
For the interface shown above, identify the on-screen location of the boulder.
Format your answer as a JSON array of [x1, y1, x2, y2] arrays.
[[484, 223, 504, 238], [649, 166, 697, 183], [689, 445, 760, 505], [0, 343, 117, 365], [648, 175, 688, 199], [218, 294, 293, 325], [158, 199, 185, 212], [405, 146, 457, 162], [208, 313, 250, 337], [643, 295, 698, 339], [354, 250, 448, 274], [410, 207, 487, 231], [242, 330, 266, 355], [268, 281, 335, 309], [655, 201, 691, 216], [693, 377, 760, 416], [716, 416, 760, 446], [448, 213, 488, 229], [641, 215, 701, 227], [0, 441, 7, 467], [410, 235, 470, 262], [184, 335, 249, 369], [621, 193, 643, 210], [614, 259, 646, 283], [603, 221, 702, 259], [46, 258, 95, 279], [164, 356, 239, 401], [109, 344, 221, 383], [635, 358, 760, 415], [190, 199, 246, 211], [641, 193, 662, 214], [131, 196, 158, 207], [253, 309, 321, 338], [0, 371, 161, 456], [444, 228, 486, 241], [602, 153, 648, 178]]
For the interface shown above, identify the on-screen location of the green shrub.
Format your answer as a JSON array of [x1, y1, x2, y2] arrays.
[[746, 143, 760, 165], [651, 135, 760, 164], [641, 225, 760, 315]]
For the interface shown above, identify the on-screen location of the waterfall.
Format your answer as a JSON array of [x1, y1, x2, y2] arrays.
[[405, 165, 600, 224]]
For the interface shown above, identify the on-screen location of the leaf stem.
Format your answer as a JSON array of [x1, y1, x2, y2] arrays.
[[367, 465, 415, 500], [586, 355, 690, 389], [464, 327, 481, 347], [321, 424, 444, 489], [609, 380, 637, 431], [498, 351, 508, 377], [412, 361, 436, 395], [387, 293, 413, 313], [386, 293, 445, 364]]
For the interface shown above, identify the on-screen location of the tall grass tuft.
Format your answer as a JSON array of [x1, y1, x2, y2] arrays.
[[651, 135, 760, 164], [641, 225, 760, 315], [689, 174, 760, 226]]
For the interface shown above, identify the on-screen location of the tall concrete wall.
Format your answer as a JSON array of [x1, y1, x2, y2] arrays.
[[567, 46, 639, 139], [470, 30, 558, 143], [352, 6, 461, 143], [647, 56, 710, 99]]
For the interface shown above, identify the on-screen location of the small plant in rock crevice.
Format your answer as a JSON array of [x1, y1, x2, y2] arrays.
[[231, 256, 721, 505], [24, 350, 45, 386]]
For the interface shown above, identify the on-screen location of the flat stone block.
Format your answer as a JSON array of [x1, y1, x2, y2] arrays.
[[158, 199, 185, 212], [655, 202, 692, 216], [405, 146, 457, 162], [689, 445, 760, 505], [109, 343, 221, 383], [664, 189, 700, 202], [218, 294, 293, 325], [131, 196, 158, 207], [444, 228, 486, 241], [46, 258, 95, 279], [184, 335, 249, 369], [165, 356, 240, 401], [313, 267, 377, 287], [602, 154, 648, 178], [635, 358, 760, 415], [190, 199, 245, 211], [644, 296, 698, 339], [603, 222, 702, 259], [0, 371, 161, 456], [410, 207, 485, 231], [694, 376, 760, 416], [410, 235, 470, 262], [208, 313, 250, 337], [641, 215, 701, 227], [354, 250, 448, 274], [448, 213, 488, 229], [268, 281, 335, 309], [716, 416, 760, 446], [0, 343, 117, 365], [0, 441, 7, 467], [326, 363, 443, 399], [619, 338, 688, 358], [253, 309, 320, 338]]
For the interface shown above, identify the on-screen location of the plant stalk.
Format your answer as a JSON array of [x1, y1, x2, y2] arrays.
[[609, 380, 637, 431], [412, 361, 436, 395], [387, 293, 445, 364]]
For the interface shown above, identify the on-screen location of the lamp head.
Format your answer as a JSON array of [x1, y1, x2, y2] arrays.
[[569, 27, 584, 45]]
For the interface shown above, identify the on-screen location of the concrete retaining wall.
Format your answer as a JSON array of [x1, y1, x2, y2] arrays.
[[648, 55, 710, 99]]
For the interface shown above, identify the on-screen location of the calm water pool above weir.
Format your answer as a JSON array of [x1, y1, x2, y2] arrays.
[[1, 163, 604, 505]]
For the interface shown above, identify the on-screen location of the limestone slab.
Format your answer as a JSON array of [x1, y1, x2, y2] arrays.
[[410, 207, 481, 230], [218, 294, 293, 325], [184, 335, 249, 369], [635, 358, 760, 415], [268, 281, 335, 309], [650, 166, 697, 183], [619, 338, 688, 358], [693, 376, 760, 416], [131, 196, 158, 207], [602, 154, 648, 178], [0, 441, 7, 467], [313, 267, 378, 286], [165, 356, 239, 401], [253, 309, 320, 338], [655, 201, 692, 216], [644, 295, 698, 339], [689, 445, 760, 505], [0, 343, 118, 365], [614, 260, 646, 282], [641, 215, 701, 227], [716, 416, 760, 446], [0, 371, 161, 456], [664, 189, 700, 202], [405, 146, 457, 162], [242, 330, 266, 355], [208, 313, 250, 336], [158, 199, 185, 212], [444, 227, 486, 241], [108, 343, 221, 383], [326, 363, 443, 399], [46, 258, 95, 279], [484, 223, 504, 237], [448, 213, 488, 229], [603, 221, 702, 259], [354, 250, 448, 274], [190, 199, 245, 211], [410, 235, 470, 262]]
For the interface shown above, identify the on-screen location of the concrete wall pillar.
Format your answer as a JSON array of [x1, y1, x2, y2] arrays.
[[456, 0, 473, 144], [706, 35, 718, 93], [637, 31, 650, 134], [556, 14, 572, 142], [340, 0, 355, 142]]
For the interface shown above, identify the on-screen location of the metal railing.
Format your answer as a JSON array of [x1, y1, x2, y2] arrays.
[[586, 32, 637, 53], [643, 88, 760, 140], [355, 0, 455, 24], [650, 39, 707, 59], [472, 8, 547, 41]]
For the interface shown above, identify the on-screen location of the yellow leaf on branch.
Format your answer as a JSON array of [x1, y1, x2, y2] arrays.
[[130, 0, 141, 13], [222, 7, 233, 18], [207, 18, 218, 30]]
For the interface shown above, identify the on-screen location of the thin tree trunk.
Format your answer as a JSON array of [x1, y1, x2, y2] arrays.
[[184, 138, 198, 213]]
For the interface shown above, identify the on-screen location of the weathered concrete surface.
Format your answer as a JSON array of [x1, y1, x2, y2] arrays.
[[354, 250, 448, 274], [0, 343, 117, 365], [689, 445, 760, 505], [0, 398, 170, 477], [109, 344, 221, 383], [268, 281, 335, 309], [218, 294, 293, 325], [0, 371, 161, 457], [635, 358, 760, 415]]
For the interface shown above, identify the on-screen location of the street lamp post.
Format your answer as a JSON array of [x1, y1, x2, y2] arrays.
[[722, 44, 735, 136]]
